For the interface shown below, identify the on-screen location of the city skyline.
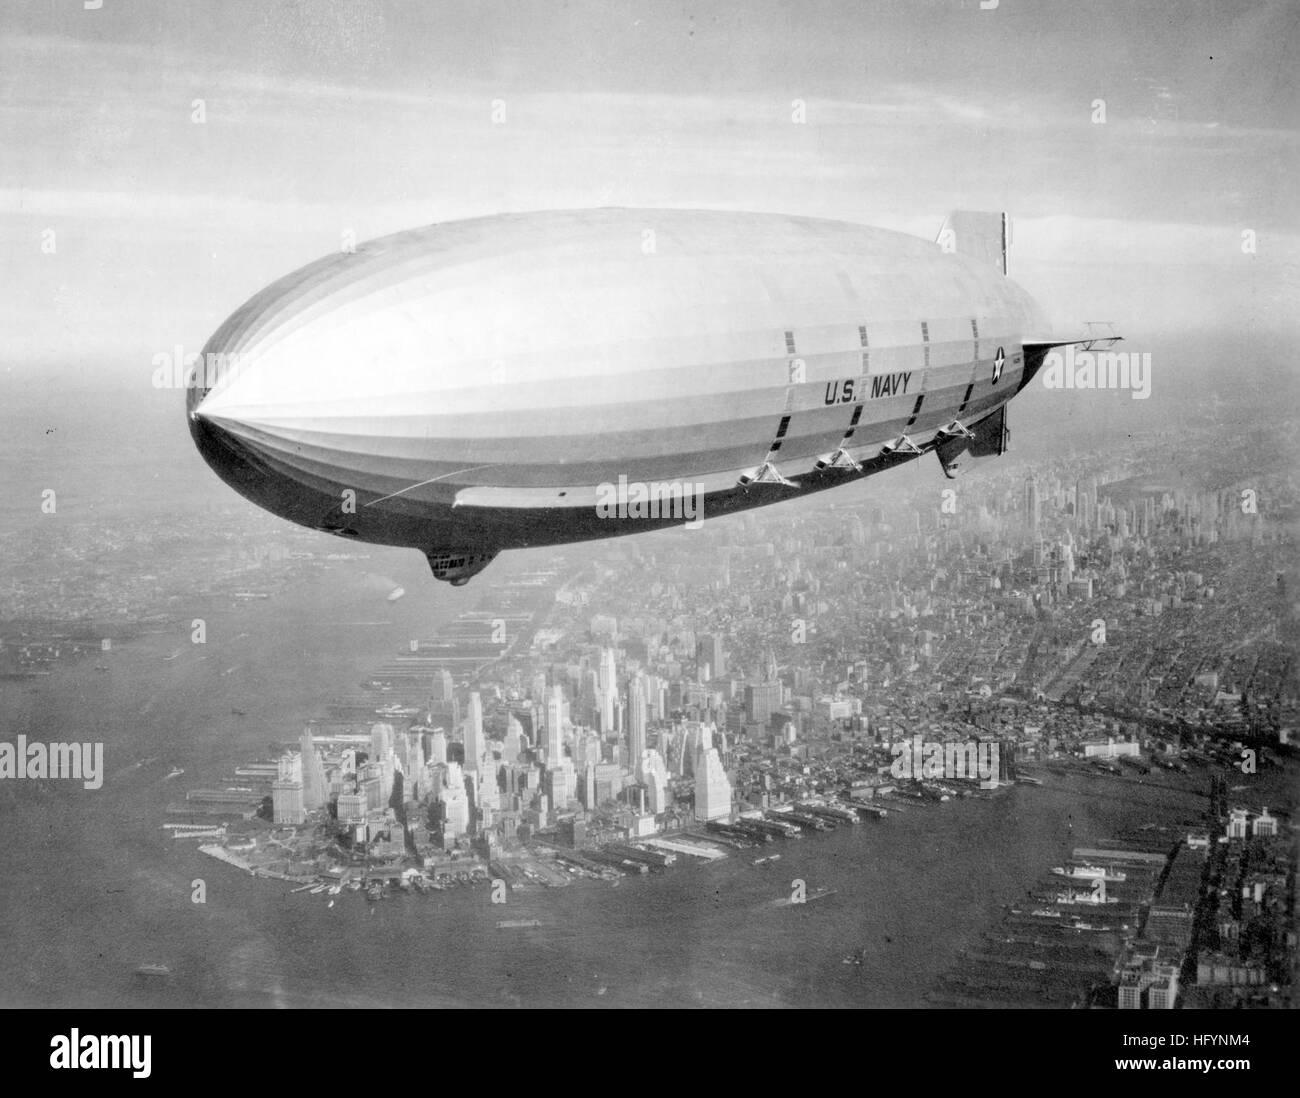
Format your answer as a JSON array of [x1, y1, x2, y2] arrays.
[[1, 0, 1295, 1028]]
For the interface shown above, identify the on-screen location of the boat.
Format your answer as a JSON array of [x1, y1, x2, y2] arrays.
[[753, 854, 782, 866], [497, 919, 543, 929], [309, 884, 327, 894], [164, 767, 184, 780], [1051, 864, 1126, 882], [135, 964, 170, 977], [1054, 890, 1118, 905], [841, 948, 866, 965], [387, 587, 405, 602]]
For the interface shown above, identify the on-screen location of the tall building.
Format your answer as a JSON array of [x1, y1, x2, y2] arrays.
[[370, 722, 394, 762], [430, 668, 454, 703], [476, 766, 500, 813], [640, 749, 671, 812], [337, 788, 367, 829], [428, 729, 448, 765], [272, 752, 305, 825], [299, 730, 327, 811], [464, 691, 485, 772], [405, 732, 425, 796], [1025, 476, 1040, 532], [745, 681, 782, 725], [644, 673, 664, 721], [696, 633, 726, 679], [440, 762, 470, 842], [599, 647, 618, 733], [694, 740, 732, 822], [545, 765, 568, 809], [628, 672, 647, 769], [502, 715, 525, 763], [546, 684, 565, 764]]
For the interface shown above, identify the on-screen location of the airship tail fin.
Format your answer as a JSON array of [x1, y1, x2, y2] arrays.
[[937, 210, 1008, 276]]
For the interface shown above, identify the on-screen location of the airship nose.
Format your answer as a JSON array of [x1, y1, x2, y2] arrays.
[[187, 394, 266, 496], [187, 377, 367, 540]]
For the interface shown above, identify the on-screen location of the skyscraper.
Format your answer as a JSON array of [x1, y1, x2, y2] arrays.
[[428, 729, 448, 766], [464, 691, 485, 772], [299, 730, 327, 811], [430, 668, 454, 703], [337, 788, 367, 832], [640, 749, 671, 812], [599, 647, 618, 732], [644, 673, 664, 720], [628, 672, 647, 769], [440, 762, 470, 843], [502, 715, 525, 764], [1025, 476, 1040, 532], [546, 684, 565, 764], [370, 722, 394, 762], [406, 730, 424, 776], [696, 633, 725, 679], [477, 766, 500, 812], [694, 739, 732, 822], [272, 751, 306, 825], [545, 765, 569, 809], [745, 681, 782, 725]]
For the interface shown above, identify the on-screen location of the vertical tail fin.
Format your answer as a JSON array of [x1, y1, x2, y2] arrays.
[[937, 210, 1008, 276]]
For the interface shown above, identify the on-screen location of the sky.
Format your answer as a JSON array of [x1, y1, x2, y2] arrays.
[[1, 0, 1297, 378]]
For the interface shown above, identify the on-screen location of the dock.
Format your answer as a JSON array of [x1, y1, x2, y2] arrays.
[[642, 837, 727, 861]]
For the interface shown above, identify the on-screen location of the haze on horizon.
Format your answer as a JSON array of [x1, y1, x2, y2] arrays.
[[1, 0, 1296, 388]]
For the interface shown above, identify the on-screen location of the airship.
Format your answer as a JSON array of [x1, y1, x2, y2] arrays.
[[188, 208, 1096, 585]]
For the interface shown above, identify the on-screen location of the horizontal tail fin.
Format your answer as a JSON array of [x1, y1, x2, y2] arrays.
[[937, 210, 1007, 276], [1024, 321, 1124, 354]]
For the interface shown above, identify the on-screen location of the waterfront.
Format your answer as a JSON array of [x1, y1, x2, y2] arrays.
[[0, 559, 1236, 1007], [1, 369, 1294, 1009]]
